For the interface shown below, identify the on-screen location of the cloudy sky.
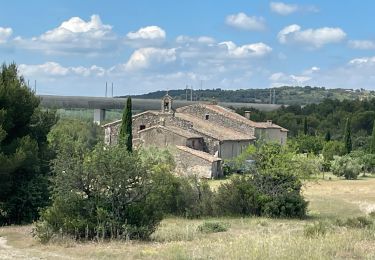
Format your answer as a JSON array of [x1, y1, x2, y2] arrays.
[[1, 0, 375, 96]]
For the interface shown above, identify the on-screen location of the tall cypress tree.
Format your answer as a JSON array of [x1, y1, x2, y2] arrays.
[[119, 97, 132, 152], [303, 117, 308, 135], [325, 130, 331, 142], [343, 117, 352, 154], [371, 120, 375, 154]]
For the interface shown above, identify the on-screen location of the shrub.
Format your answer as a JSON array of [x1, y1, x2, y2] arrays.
[[331, 155, 363, 179], [342, 216, 373, 229], [34, 144, 176, 242], [197, 221, 229, 233], [214, 172, 308, 218], [304, 221, 329, 238]]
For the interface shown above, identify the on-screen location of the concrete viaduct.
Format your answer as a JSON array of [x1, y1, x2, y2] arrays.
[[38, 95, 282, 124]]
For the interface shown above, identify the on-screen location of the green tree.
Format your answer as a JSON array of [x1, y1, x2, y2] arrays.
[[371, 120, 375, 154], [331, 155, 362, 180], [36, 143, 177, 242], [0, 63, 57, 224], [293, 135, 324, 155], [303, 117, 308, 135], [343, 117, 352, 154], [324, 130, 331, 142], [119, 97, 132, 152]]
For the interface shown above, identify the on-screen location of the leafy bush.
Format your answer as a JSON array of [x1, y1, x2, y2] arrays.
[[197, 221, 229, 233], [336, 216, 374, 229], [214, 171, 308, 218], [34, 144, 177, 242], [350, 150, 375, 174], [322, 140, 345, 170], [294, 135, 324, 155], [213, 143, 309, 218], [304, 221, 329, 238], [214, 176, 262, 216], [331, 155, 363, 179]]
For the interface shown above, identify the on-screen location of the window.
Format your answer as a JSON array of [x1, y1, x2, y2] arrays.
[[139, 125, 146, 130], [205, 114, 209, 120]]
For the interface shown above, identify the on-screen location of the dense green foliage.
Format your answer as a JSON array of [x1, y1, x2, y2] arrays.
[[35, 138, 176, 242], [130, 86, 374, 105], [331, 155, 362, 180], [119, 97, 132, 152], [0, 63, 57, 225], [201, 143, 309, 218], [215, 143, 308, 218], [343, 118, 352, 154], [235, 98, 375, 151], [371, 121, 375, 154]]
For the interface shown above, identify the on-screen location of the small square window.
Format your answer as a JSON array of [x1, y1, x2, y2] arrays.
[[205, 114, 209, 120], [139, 125, 146, 130]]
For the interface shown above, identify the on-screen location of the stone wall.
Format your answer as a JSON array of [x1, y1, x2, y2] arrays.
[[174, 148, 222, 178], [255, 128, 287, 145], [219, 140, 253, 159], [138, 126, 204, 150]]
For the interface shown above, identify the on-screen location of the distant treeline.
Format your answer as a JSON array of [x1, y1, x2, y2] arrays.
[[127, 86, 374, 105], [235, 98, 375, 149]]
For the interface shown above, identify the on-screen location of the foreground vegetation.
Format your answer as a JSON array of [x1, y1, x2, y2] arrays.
[[1, 177, 375, 259]]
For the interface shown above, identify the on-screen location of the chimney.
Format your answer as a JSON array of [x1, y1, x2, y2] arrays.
[[267, 120, 272, 126], [244, 111, 251, 120]]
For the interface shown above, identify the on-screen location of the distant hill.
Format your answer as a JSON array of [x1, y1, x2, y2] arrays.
[[126, 86, 375, 105]]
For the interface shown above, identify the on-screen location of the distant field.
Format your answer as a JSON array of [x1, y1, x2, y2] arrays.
[[1, 176, 375, 259]]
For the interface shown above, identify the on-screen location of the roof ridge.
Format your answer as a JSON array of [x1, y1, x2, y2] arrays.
[[176, 145, 221, 162]]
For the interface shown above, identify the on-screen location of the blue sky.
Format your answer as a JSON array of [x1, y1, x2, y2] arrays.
[[1, 0, 375, 96]]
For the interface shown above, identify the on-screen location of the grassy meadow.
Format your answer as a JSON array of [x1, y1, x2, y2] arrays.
[[1, 175, 375, 259]]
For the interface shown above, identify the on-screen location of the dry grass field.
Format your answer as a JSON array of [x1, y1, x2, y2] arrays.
[[1, 175, 375, 259]]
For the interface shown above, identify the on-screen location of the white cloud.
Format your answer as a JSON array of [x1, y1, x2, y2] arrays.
[[126, 26, 166, 40], [348, 40, 375, 50], [124, 48, 177, 71], [269, 70, 311, 87], [225, 12, 265, 31], [269, 72, 286, 82], [125, 26, 166, 47], [278, 24, 346, 48], [303, 66, 320, 75], [176, 35, 215, 44], [219, 41, 272, 58], [19, 62, 106, 78], [270, 2, 298, 15], [40, 15, 112, 42], [270, 2, 318, 15], [0, 27, 12, 43], [348, 56, 375, 66], [15, 15, 117, 55]]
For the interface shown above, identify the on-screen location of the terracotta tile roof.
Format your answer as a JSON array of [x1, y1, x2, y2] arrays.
[[175, 112, 255, 141], [138, 125, 202, 139], [176, 145, 221, 162]]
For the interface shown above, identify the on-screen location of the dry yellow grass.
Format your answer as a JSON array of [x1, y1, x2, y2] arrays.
[[1, 176, 375, 259]]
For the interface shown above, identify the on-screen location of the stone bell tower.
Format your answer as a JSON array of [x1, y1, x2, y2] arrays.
[[161, 92, 173, 113]]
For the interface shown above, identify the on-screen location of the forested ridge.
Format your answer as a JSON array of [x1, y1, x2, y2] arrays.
[[128, 86, 375, 105]]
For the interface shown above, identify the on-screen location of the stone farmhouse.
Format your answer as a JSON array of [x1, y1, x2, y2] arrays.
[[103, 94, 288, 179]]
